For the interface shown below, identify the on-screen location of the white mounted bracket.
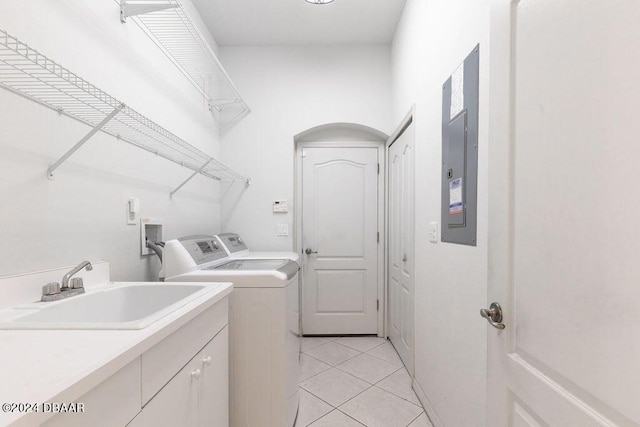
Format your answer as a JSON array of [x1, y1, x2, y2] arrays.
[[169, 157, 217, 199], [208, 99, 241, 112], [169, 157, 251, 199], [47, 104, 124, 180], [120, 1, 178, 23]]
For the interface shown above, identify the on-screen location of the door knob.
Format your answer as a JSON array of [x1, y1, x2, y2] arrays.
[[480, 302, 505, 330], [305, 248, 318, 255]]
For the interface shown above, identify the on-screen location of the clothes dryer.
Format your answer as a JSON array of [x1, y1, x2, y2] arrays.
[[161, 235, 300, 427], [215, 232, 300, 265]]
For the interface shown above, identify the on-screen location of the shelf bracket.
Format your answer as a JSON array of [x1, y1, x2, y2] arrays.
[[208, 99, 241, 112], [169, 158, 217, 199], [120, 1, 178, 23], [47, 104, 124, 180]]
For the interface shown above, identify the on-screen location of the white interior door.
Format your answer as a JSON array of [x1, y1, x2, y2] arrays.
[[487, 1, 640, 425], [388, 122, 414, 373], [302, 146, 379, 335]]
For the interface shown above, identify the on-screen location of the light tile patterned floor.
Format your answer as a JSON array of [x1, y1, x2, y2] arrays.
[[296, 337, 434, 427]]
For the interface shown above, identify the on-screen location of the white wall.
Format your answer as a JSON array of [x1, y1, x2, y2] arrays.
[[0, 0, 224, 281], [218, 46, 392, 251], [391, 0, 491, 424]]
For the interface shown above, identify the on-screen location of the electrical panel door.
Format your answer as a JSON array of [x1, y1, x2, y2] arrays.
[[441, 45, 479, 246]]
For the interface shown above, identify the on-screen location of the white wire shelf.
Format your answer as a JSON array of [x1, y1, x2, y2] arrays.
[[0, 29, 250, 197], [120, 0, 251, 129]]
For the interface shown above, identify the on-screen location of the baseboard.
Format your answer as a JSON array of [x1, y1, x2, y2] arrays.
[[412, 377, 443, 427]]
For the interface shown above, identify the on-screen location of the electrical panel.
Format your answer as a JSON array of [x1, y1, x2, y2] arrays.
[[441, 45, 479, 246]]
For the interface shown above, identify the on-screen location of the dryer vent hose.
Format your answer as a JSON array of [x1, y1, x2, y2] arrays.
[[146, 240, 164, 262]]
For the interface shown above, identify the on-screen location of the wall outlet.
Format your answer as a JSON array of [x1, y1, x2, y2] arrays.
[[141, 218, 163, 256], [429, 221, 439, 243], [276, 224, 289, 236], [273, 200, 288, 213]]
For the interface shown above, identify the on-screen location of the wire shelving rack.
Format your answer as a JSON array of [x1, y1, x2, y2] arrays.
[[120, 0, 251, 129], [0, 29, 249, 197]]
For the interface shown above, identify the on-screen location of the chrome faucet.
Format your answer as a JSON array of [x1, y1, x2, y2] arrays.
[[41, 261, 93, 302], [61, 260, 93, 290]]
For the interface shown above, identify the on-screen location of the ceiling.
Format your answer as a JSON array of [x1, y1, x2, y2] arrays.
[[190, 0, 408, 46]]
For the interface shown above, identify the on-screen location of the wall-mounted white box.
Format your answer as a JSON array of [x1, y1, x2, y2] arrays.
[[273, 200, 288, 213], [276, 224, 289, 236], [127, 198, 140, 225], [429, 221, 439, 244], [141, 218, 163, 256]]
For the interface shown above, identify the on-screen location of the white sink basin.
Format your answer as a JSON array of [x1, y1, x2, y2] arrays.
[[0, 283, 226, 330]]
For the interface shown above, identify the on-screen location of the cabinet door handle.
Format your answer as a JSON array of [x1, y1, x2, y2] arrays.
[[203, 356, 212, 366], [191, 368, 201, 379]]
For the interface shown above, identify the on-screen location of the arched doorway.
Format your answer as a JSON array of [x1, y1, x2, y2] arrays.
[[294, 123, 388, 336]]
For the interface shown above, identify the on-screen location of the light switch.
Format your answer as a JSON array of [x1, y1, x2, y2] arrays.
[[276, 224, 289, 236], [429, 221, 439, 243]]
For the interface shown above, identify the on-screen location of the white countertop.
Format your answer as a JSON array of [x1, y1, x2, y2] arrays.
[[0, 281, 233, 427]]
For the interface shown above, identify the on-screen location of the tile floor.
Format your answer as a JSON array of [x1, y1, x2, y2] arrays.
[[296, 336, 434, 427]]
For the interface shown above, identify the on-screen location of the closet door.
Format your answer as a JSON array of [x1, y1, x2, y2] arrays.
[[387, 123, 415, 373]]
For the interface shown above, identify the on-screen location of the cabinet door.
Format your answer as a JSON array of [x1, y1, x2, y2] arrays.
[[142, 299, 228, 404], [200, 327, 229, 427], [142, 326, 230, 427], [141, 359, 199, 427]]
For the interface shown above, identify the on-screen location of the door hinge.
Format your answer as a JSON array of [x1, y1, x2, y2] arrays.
[[377, 163, 380, 174], [301, 149, 306, 158], [377, 299, 379, 311], [377, 231, 379, 243]]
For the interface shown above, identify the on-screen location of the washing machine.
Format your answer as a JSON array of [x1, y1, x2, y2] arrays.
[[215, 232, 300, 265], [161, 235, 300, 427]]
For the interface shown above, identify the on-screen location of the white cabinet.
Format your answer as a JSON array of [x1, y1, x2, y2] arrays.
[[141, 351, 199, 427], [141, 327, 229, 427], [141, 299, 228, 404], [44, 297, 230, 427]]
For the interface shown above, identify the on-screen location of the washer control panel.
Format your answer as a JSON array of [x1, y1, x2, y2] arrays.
[[178, 235, 227, 265], [216, 233, 248, 254]]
